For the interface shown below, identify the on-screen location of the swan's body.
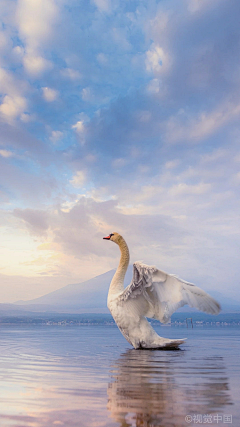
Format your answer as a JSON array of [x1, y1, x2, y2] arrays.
[[104, 232, 221, 349]]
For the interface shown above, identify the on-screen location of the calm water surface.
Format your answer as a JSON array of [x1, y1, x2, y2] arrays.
[[0, 325, 239, 427]]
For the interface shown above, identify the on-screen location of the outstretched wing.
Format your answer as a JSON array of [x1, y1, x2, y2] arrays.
[[118, 262, 221, 323]]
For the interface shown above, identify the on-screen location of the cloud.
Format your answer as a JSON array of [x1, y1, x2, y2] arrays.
[[0, 149, 14, 158], [70, 171, 86, 188], [0, 68, 28, 121], [0, 95, 27, 119], [82, 87, 96, 103], [111, 27, 132, 51], [14, 208, 50, 235], [93, 0, 112, 14], [60, 68, 81, 80], [0, 124, 62, 206], [16, 0, 58, 77], [145, 44, 170, 74], [165, 100, 240, 144], [72, 121, 85, 134], [112, 158, 127, 169], [50, 130, 63, 143], [97, 53, 108, 65], [16, 0, 58, 49], [11, 196, 187, 260], [147, 78, 160, 94], [169, 182, 211, 196], [187, 0, 221, 14], [0, 0, 240, 303], [71, 114, 90, 144], [23, 53, 53, 76], [7, 192, 240, 301], [42, 87, 58, 102], [0, 122, 47, 157]]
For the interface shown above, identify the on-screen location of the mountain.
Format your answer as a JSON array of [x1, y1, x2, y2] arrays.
[[14, 268, 133, 313], [13, 267, 240, 314]]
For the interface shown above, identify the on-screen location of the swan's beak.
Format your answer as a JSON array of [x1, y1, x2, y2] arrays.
[[103, 235, 111, 240]]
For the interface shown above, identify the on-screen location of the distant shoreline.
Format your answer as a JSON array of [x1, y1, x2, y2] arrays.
[[0, 312, 239, 326]]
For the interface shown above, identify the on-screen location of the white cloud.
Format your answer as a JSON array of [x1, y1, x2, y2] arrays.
[[23, 53, 53, 76], [189, 103, 240, 140], [0, 95, 27, 119], [188, 0, 219, 14], [12, 45, 24, 58], [0, 67, 28, 121], [82, 87, 95, 103], [146, 44, 170, 74], [50, 130, 63, 143], [97, 53, 108, 65], [111, 27, 132, 51], [93, 0, 112, 14], [16, 0, 58, 75], [16, 0, 58, 49], [61, 68, 81, 80], [169, 182, 211, 197], [165, 100, 240, 144], [72, 113, 90, 144], [201, 149, 227, 163], [42, 87, 58, 102], [147, 78, 160, 94], [69, 171, 86, 188], [0, 0, 240, 304], [9, 192, 240, 301], [20, 112, 32, 122], [165, 160, 180, 169], [0, 149, 14, 158], [72, 120, 85, 134]]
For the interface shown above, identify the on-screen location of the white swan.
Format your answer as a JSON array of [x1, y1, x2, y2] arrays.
[[103, 232, 221, 349]]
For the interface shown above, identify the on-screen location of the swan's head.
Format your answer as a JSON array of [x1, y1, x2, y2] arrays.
[[103, 232, 123, 245]]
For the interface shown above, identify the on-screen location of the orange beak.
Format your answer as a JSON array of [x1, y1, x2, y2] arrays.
[[103, 235, 111, 240]]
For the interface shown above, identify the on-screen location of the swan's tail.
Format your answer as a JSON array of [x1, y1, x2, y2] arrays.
[[136, 337, 187, 349], [162, 338, 186, 348]]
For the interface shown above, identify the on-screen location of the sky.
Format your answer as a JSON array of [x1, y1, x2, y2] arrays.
[[0, 0, 240, 303]]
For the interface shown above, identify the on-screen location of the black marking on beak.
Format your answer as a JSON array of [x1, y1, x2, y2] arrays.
[[103, 233, 114, 240]]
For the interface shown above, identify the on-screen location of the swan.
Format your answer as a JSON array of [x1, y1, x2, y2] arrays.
[[103, 232, 221, 349]]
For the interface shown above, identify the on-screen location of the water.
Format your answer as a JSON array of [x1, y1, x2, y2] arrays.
[[0, 325, 239, 427]]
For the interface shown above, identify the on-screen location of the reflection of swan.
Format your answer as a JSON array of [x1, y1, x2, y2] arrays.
[[107, 349, 232, 427], [108, 350, 179, 426], [103, 233, 220, 349]]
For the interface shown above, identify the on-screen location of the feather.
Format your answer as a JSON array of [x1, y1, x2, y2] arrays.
[[117, 262, 221, 323]]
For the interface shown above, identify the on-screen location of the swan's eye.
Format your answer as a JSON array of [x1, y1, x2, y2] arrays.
[[110, 233, 114, 238]]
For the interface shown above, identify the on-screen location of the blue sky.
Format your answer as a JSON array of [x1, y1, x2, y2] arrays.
[[0, 0, 240, 303]]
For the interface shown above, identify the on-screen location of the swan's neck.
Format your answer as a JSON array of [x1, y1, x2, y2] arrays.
[[109, 238, 130, 295]]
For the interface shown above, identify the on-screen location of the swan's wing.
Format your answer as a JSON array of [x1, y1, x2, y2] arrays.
[[118, 262, 221, 323]]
